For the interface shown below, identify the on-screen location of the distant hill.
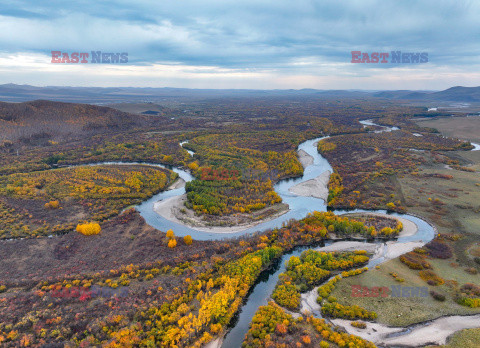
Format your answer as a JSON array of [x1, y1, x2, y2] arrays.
[[0, 84, 376, 103], [373, 90, 429, 100], [108, 102, 170, 116], [0, 83, 480, 105], [428, 86, 480, 102], [373, 86, 480, 102], [0, 100, 151, 143], [0, 84, 285, 104]]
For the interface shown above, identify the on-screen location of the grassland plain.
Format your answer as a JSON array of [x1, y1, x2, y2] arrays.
[[417, 115, 480, 143], [398, 148, 480, 267], [314, 114, 480, 332], [329, 258, 480, 327]]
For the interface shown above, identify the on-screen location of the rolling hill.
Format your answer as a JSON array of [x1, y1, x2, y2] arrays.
[[0, 100, 153, 143]]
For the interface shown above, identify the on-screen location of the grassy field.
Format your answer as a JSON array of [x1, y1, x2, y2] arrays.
[[400, 162, 480, 234], [330, 152, 480, 326], [329, 258, 480, 326], [406, 115, 480, 269], [427, 328, 480, 348], [331, 116, 480, 328], [416, 116, 480, 143], [428, 258, 480, 283], [398, 149, 480, 267]]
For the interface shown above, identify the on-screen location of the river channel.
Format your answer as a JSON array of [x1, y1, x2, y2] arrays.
[[103, 128, 477, 347]]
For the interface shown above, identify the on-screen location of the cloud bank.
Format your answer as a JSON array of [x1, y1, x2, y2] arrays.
[[0, 0, 479, 89]]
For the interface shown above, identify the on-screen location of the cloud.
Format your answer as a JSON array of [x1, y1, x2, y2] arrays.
[[0, 0, 479, 88]]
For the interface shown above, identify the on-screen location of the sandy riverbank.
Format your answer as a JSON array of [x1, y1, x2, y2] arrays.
[[384, 240, 423, 259], [153, 194, 289, 233], [204, 337, 223, 348], [298, 149, 314, 168], [332, 314, 480, 346], [330, 319, 405, 343], [288, 170, 331, 201], [167, 177, 185, 190]]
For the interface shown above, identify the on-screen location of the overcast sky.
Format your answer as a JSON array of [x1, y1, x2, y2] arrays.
[[0, 0, 479, 90]]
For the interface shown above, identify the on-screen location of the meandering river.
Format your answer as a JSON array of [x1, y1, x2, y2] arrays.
[[132, 135, 444, 347], [95, 130, 480, 348], [137, 137, 340, 240], [96, 130, 478, 347]]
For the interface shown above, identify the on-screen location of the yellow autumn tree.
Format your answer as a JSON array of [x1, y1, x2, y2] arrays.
[[76, 222, 101, 236], [44, 200, 60, 209], [184, 235, 193, 245], [166, 229, 175, 239], [188, 162, 199, 171]]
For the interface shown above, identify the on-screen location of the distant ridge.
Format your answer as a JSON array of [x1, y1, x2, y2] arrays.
[[373, 86, 480, 102], [0, 83, 479, 104], [428, 86, 480, 102]]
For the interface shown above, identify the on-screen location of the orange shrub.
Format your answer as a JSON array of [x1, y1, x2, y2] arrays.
[[168, 239, 177, 248], [183, 235, 193, 245], [419, 270, 444, 286], [44, 200, 60, 209], [188, 162, 199, 171], [400, 252, 431, 270], [76, 222, 101, 236], [166, 229, 175, 239], [275, 323, 287, 335], [301, 335, 311, 344]]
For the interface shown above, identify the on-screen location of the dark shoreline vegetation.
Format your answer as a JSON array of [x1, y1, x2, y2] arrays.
[[0, 97, 479, 346]]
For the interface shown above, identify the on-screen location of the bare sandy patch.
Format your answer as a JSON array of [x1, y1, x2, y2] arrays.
[[384, 241, 424, 259], [330, 318, 404, 343], [298, 149, 314, 168], [167, 177, 185, 190], [204, 337, 223, 348], [380, 314, 480, 346], [288, 170, 331, 201], [333, 314, 480, 346], [301, 287, 322, 315]]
